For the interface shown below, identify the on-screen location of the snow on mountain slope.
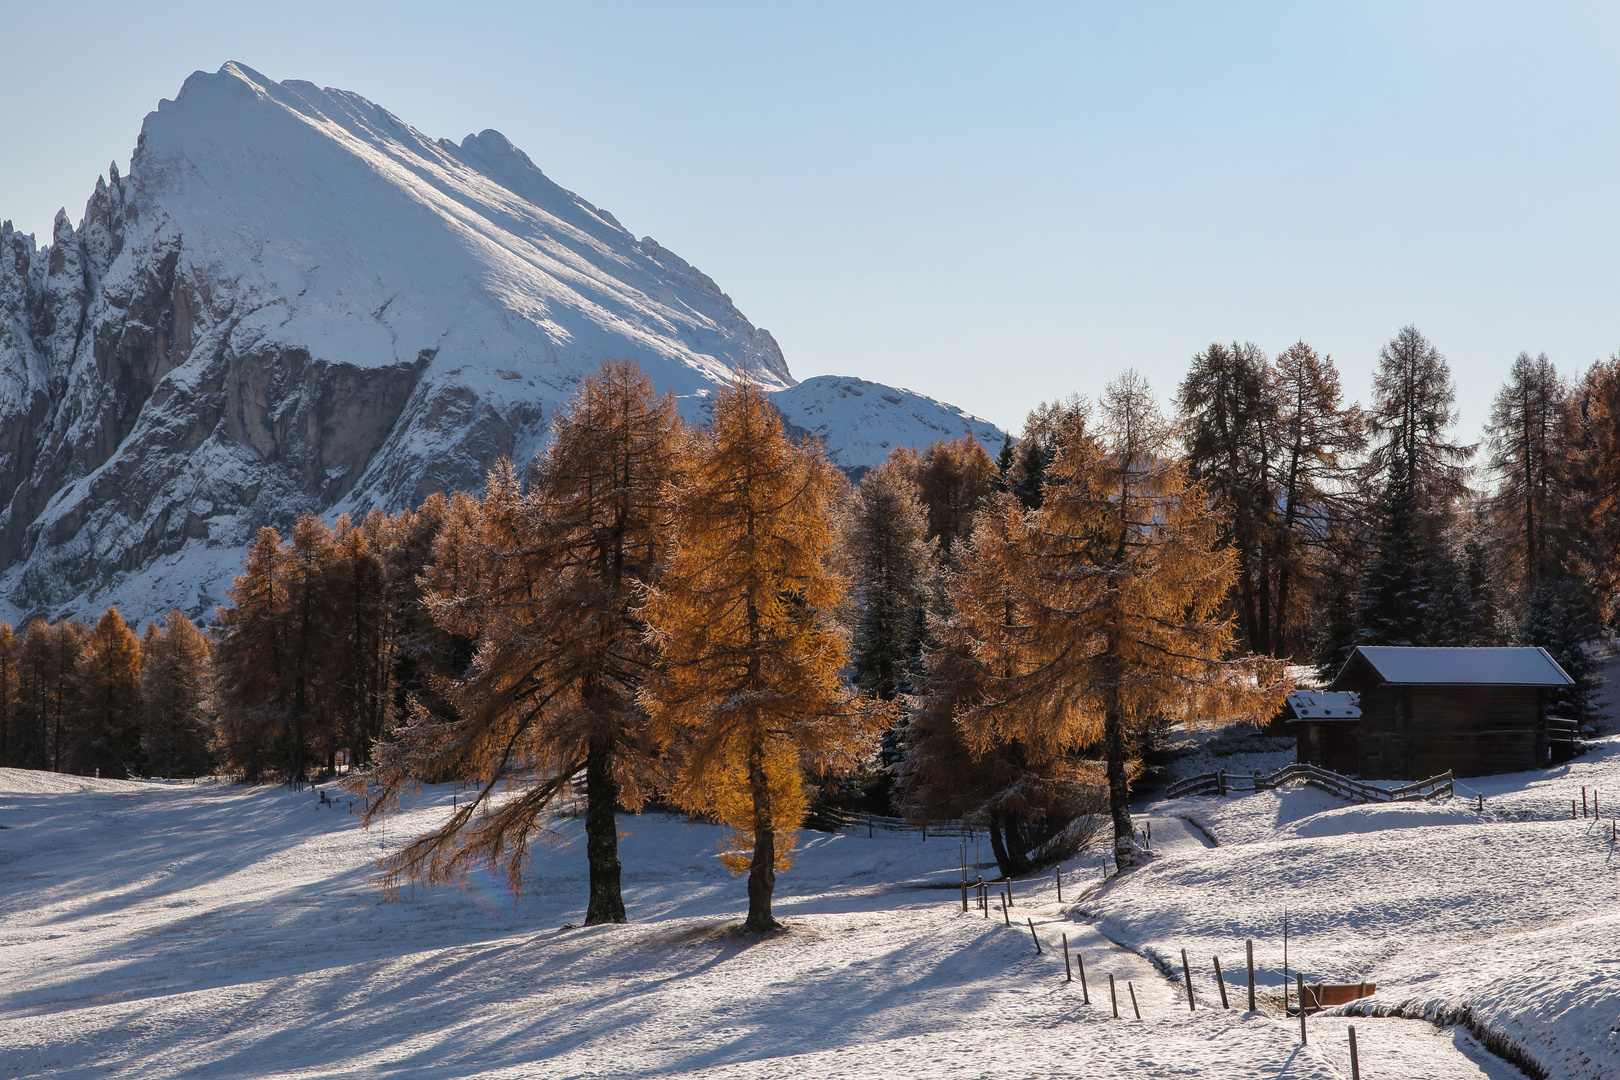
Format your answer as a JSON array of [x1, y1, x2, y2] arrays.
[[772, 375, 1004, 472], [0, 63, 1003, 625]]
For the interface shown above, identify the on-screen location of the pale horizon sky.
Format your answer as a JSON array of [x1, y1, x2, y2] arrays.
[[2, 2, 1617, 444]]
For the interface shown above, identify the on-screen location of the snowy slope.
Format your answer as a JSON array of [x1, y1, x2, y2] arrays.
[[771, 375, 1005, 472], [0, 771, 1511, 1079], [1086, 736, 1620, 1080], [0, 63, 1003, 624]]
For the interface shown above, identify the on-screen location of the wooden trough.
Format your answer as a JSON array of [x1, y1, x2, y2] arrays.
[[1297, 982, 1376, 1014]]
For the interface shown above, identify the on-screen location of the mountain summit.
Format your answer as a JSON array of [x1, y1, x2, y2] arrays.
[[0, 63, 1001, 623]]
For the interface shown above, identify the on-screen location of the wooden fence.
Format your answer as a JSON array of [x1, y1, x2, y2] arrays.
[[809, 808, 975, 838], [1165, 762, 1453, 803]]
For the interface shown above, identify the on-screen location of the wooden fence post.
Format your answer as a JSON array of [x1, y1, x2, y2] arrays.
[[1027, 918, 1042, 954], [1246, 939, 1256, 1012], [1062, 933, 1073, 981], [1297, 974, 1307, 1043], [1078, 952, 1090, 1004], [1001, 898, 1010, 926], [1128, 980, 1141, 1019], [1056, 867, 1062, 903], [1182, 948, 1195, 1011], [1212, 955, 1229, 1008], [1348, 1024, 1360, 1080], [1109, 973, 1118, 1018], [961, 880, 968, 913]]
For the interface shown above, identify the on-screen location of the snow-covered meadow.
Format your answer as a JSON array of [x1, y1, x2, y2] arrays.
[[1098, 736, 1620, 1080], [6, 739, 1610, 1078]]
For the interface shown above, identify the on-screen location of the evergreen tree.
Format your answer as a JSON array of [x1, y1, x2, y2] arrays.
[[67, 608, 144, 778], [1518, 581, 1602, 722], [364, 362, 684, 921], [641, 378, 883, 931], [1013, 440, 1048, 510], [992, 435, 1016, 494], [140, 612, 214, 778], [1354, 460, 1429, 647], [939, 371, 1290, 867], [1421, 542, 1473, 647], [1462, 534, 1502, 646], [847, 455, 937, 701]]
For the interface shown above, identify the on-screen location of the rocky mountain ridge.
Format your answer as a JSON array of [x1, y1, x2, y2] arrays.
[[0, 63, 1002, 625]]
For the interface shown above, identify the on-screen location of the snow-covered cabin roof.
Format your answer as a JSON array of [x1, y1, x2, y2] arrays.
[[1340, 646, 1574, 687], [1284, 690, 1361, 721]]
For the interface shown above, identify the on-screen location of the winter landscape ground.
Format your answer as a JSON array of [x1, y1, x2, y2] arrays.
[[8, 727, 1620, 1078]]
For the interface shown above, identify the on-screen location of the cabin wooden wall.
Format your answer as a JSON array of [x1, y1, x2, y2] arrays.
[[1294, 722, 1360, 774], [1354, 685, 1546, 779]]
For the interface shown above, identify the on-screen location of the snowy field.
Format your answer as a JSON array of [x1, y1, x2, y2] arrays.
[[0, 767, 1540, 1079], [1104, 735, 1620, 1080]]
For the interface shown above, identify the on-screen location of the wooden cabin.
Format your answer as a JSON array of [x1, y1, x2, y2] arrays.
[[1326, 646, 1574, 779], [1281, 690, 1362, 774]]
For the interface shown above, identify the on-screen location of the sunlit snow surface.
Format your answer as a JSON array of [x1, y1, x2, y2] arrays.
[[1101, 735, 1620, 1080], [0, 764, 1541, 1079]]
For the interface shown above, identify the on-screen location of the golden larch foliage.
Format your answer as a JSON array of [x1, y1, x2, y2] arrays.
[[640, 378, 884, 931], [944, 371, 1292, 865], [362, 362, 684, 922]]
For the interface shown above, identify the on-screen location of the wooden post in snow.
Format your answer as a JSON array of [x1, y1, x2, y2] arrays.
[[1077, 952, 1090, 1004], [1062, 933, 1072, 981], [1001, 897, 1010, 926], [1297, 975, 1307, 1043], [1108, 973, 1118, 1018], [1182, 948, 1195, 1011], [961, 880, 968, 913], [1348, 1024, 1360, 1080], [1056, 867, 1063, 903], [1245, 939, 1257, 1012], [1027, 918, 1042, 954], [1128, 980, 1141, 1019], [1212, 955, 1229, 1008]]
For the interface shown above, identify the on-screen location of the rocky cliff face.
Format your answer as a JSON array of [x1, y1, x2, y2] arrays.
[[0, 63, 1000, 624]]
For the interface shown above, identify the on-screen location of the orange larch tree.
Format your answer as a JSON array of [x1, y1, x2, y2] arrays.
[[362, 361, 684, 923], [941, 371, 1291, 866], [641, 379, 883, 931]]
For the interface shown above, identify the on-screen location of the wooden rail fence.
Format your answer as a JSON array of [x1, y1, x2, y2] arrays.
[[1165, 762, 1453, 803]]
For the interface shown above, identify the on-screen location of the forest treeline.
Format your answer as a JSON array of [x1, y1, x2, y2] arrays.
[[3, 329, 1616, 925]]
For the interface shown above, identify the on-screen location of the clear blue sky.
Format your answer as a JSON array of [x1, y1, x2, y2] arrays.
[[3, 2, 1616, 442]]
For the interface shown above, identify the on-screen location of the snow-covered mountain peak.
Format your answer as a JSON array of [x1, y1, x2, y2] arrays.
[[0, 63, 1001, 624]]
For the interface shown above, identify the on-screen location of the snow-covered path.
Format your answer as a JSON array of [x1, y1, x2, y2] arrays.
[[0, 769, 1516, 1078]]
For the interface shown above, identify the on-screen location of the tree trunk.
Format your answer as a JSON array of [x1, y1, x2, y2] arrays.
[[1104, 695, 1136, 867], [986, 810, 1033, 879], [744, 740, 781, 932], [584, 738, 627, 925]]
